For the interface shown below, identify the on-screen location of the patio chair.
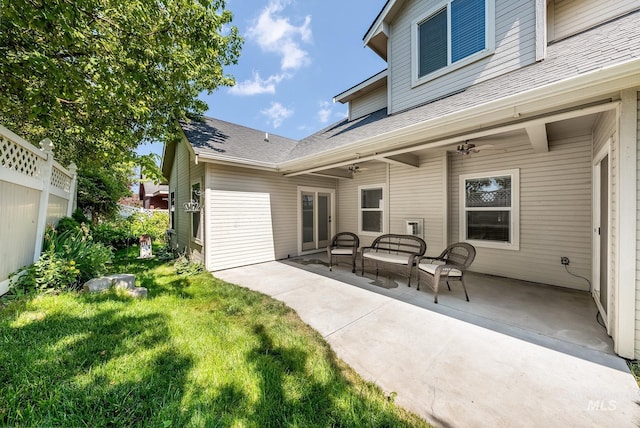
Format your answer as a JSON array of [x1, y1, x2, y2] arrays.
[[327, 232, 360, 273], [416, 242, 476, 303]]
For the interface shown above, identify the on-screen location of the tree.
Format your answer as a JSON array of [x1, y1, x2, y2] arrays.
[[0, 0, 242, 171]]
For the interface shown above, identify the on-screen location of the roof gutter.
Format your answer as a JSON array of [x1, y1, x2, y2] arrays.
[[279, 57, 640, 173], [195, 150, 280, 172]]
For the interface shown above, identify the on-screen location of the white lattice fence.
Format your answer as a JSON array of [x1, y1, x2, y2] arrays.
[[0, 125, 77, 295]]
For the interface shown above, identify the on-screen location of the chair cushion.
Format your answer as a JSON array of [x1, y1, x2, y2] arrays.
[[363, 252, 411, 265], [418, 263, 462, 277], [331, 248, 355, 255]]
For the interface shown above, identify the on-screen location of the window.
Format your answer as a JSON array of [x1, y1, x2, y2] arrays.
[[413, 0, 494, 84], [169, 191, 175, 230], [191, 182, 202, 242], [359, 185, 386, 235], [460, 169, 519, 250]]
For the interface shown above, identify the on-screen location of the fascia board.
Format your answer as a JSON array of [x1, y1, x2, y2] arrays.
[[280, 57, 640, 172]]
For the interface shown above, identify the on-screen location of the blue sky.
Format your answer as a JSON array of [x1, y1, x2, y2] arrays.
[[137, 0, 388, 158]]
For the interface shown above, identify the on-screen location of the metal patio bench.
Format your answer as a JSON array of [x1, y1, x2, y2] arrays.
[[361, 234, 426, 286]]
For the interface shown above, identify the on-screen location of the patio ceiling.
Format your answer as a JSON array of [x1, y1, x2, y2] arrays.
[[284, 102, 614, 179]]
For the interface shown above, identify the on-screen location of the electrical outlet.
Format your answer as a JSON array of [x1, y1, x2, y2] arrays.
[[561, 256, 570, 266]]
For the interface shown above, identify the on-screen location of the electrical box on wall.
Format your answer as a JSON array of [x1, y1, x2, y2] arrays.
[[405, 219, 423, 238]]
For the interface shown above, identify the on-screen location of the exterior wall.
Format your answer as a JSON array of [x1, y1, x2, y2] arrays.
[[168, 138, 202, 261], [335, 154, 447, 255], [205, 164, 336, 271], [349, 85, 387, 121], [549, 0, 639, 42], [636, 92, 640, 358], [336, 162, 388, 248], [388, 0, 536, 114], [389, 153, 447, 256], [448, 132, 593, 289]]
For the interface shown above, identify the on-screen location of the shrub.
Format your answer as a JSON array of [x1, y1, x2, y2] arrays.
[[10, 226, 112, 294], [92, 217, 133, 250], [130, 211, 169, 243], [55, 216, 81, 235], [174, 252, 204, 276]]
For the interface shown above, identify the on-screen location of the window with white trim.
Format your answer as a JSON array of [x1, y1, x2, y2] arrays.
[[191, 182, 202, 242], [169, 191, 175, 230], [412, 0, 494, 84], [460, 169, 519, 250], [359, 185, 386, 235]]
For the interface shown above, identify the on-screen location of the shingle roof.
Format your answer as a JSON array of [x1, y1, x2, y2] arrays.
[[180, 10, 640, 166], [179, 117, 298, 164], [286, 9, 640, 161]]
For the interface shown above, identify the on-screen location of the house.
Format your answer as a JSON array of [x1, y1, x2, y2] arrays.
[[138, 181, 169, 210], [162, 0, 640, 359]]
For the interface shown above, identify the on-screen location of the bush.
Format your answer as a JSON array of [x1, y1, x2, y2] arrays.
[[91, 211, 169, 250], [130, 211, 169, 243], [55, 216, 81, 235], [10, 226, 112, 294], [174, 252, 204, 276], [92, 217, 133, 250]]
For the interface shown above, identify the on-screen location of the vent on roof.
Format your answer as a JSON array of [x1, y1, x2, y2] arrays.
[[264, 132, 269, 142]]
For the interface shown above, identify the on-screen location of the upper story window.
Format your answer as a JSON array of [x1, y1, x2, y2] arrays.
[[459, 169, 519, 250], [412, 0, 495, 85]]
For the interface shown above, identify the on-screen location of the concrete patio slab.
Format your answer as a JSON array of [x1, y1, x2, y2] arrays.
[[215, 261, 640, 427]]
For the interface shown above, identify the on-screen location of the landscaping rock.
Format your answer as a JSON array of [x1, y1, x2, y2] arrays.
[[126, 287, 148, 299], [83, 277, 113, 293], [108, 274, 136, 290]]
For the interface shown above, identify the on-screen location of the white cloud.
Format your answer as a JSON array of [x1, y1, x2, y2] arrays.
[[247, 1, 312, 71], [229, 72, 290, 96], [261, 102, 294, 128], [317, 101, 332, 123]]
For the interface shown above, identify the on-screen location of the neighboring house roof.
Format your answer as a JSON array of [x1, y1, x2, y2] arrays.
[[171, 10, 640, 175], [140, 182, 168, 197], [179, 116, 298, 166]]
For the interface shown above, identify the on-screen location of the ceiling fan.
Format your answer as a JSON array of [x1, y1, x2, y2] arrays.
[[455, 140, 494, 155], [348, 163, 371, 174]]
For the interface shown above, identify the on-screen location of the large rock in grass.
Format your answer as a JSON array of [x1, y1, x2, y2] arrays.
[[107, 274, 135, 290], [126, 287, 148, 299], [83, 277, 113, 293], [83, 274, 139, 295]]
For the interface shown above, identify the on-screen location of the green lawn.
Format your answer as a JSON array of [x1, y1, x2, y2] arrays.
[[0, 248, 430, 427]]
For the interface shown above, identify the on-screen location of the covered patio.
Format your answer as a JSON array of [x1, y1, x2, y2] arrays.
[[284, 252, 615, 362], [215, 256, 638, 426]]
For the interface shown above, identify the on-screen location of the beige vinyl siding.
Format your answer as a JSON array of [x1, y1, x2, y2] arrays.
[[636, 92, 640, 357], [389, 0, 536, 114], [209, 189, 275, 270], [0, 182, 39, 286], [170, 138, 195, 256], [206, 164, 336, 271], [550, 0, 639, 42], [336, 162, 388, 248], [449, 132, 593, 289], [350, 85, 388, 120], [389, 153, 447, 256]]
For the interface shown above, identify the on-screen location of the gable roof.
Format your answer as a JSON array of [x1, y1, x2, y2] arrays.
[[280, 9, 640, 166], [171, 9, 640, 176], [179, 117, 298, 168]]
